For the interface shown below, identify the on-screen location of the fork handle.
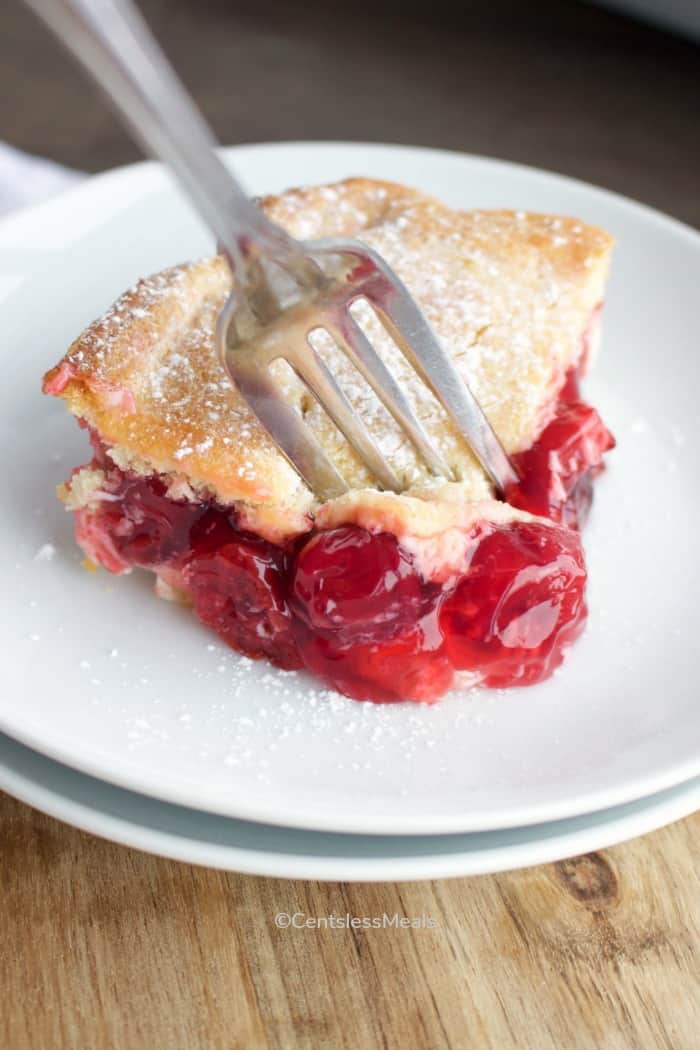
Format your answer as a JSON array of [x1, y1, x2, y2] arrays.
[[25, 0, 303, 279]]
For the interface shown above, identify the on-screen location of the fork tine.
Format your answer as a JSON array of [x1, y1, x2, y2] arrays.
[[325, 309, 455, 481], [221, 236, 518, 500], [220, 291, 401, 497], [289, 340, 403, 493], [223, 345, 350, 502], [377, 296, 518, 493], [309, 238, 518, 493], [362, 259, 519, 494]]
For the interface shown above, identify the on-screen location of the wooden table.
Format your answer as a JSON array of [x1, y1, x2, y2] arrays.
[[1, 2, 698, 1046]]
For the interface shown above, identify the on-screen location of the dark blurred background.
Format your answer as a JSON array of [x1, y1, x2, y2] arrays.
[[2, 0, 699, 225]]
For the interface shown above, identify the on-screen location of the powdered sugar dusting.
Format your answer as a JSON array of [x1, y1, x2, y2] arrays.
[[33, 542, 56, 562], [297, 199, 609, 488], [105, 638, 494, 785], [52, 181, 611, 511]]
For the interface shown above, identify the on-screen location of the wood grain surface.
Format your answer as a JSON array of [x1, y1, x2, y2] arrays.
[[1, 1, 699, 1046], [1, 795, 698, 1049]]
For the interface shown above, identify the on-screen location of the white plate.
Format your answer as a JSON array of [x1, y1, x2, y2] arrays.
[[592, 1, 700, 42], [0, 731, 697, 880], [1, 142, 699, 835]]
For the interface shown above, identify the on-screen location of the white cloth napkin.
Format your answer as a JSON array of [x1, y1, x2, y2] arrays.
[[0, 142, 84, 217]]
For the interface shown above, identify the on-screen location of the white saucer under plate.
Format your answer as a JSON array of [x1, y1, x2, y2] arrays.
[[1, 732, 697, 881], [1, 142, 698, 835]]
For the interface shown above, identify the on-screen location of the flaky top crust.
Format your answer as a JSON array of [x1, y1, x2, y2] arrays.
[[44, 177, 613, 520]]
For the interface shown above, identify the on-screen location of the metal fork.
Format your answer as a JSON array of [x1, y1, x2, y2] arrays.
[[28, 0, 518, 502]]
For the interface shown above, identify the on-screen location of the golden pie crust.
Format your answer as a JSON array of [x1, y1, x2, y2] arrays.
[[44, 177, 613, 541]]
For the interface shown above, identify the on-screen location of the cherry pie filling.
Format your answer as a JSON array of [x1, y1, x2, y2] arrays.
[[67, 358, 614, 703]]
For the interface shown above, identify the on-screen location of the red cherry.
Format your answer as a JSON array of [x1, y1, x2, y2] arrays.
[[297, 623, 454, 703], [558, 365, 581, 402], [69, 431, 599, 700], [290, 525, 452, 701], [440, 522, 587, 687], [185, 534, 302, 670], [75, 435, 240, 569], [506, 401, 615, 528], [91, 474, 215, 567], [291, 525, 430, 644]]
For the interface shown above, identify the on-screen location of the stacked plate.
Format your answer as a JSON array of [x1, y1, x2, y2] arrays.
[[1, 143, 698, 880]]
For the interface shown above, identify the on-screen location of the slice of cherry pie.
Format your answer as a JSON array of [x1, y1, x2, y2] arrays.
[[43, 178, 615, 703]]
